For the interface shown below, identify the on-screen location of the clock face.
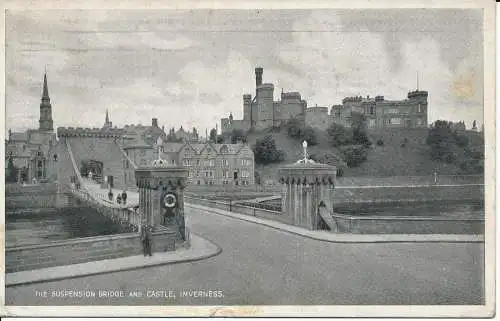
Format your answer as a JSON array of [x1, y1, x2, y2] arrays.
[[163, 193, 177, 208]]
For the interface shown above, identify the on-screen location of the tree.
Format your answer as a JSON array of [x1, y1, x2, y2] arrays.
[[301, 127, 317, 146], [209, 128, 217, 143], [341, 145, 368, 168], [427, 120, 456, 162], [350, 112, 370, 146], [326, 123, 352, 147], [6, 157, 18, 183], [285, 118, 303, 138], [252, 135, 285, 165]]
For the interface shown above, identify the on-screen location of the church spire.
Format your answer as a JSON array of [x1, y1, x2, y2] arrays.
[[42, 72, 49, 100], [39, 72, 53, 132], [105, 109, 110, 123], [103, 109, 112, 129]]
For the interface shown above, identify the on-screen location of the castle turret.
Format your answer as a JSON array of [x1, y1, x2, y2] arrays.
[[255, 67, 263, 87], [243, 94, 252, 121], [39, 73, 54, 132]]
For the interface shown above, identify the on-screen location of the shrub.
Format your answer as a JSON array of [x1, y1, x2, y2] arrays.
[[326, 123, 352, 147], [301, 126, 318, 146], [341, 145, 368, 168], [455, 134, 469, 148]]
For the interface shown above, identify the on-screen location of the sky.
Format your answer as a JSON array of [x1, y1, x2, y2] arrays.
[[5, 9, 484, 134]]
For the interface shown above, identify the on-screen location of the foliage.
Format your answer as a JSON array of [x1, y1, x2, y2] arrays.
[[285, 118, 318, 146], [326, 123, 352, 147], [350, 112, 371, 147], [231, 129, 248, 144], [252, 135, 285, 165], [209, 128, 217, 143], [455, 134, 469, 148], [216, 135, 224, 143], [340, 145, 368, 168], [426, 120, 458, 163], [6, 157, 18, 183]]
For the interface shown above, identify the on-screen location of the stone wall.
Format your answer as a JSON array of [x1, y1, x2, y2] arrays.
[[333, 184, 484, 206], [330, 212, 484, 234], [5, 228, 177, 273]]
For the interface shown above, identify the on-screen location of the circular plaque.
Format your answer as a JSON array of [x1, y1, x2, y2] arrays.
[[163, 193, 177, 208]]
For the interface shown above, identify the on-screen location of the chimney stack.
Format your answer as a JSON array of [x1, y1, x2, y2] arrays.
[[152, 118, 158, 127]]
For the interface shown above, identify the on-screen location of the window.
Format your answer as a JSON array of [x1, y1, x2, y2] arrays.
[[209, 171, 213, 177], [188, 171, 193, 177], [388, 108, 398, 114], [370, 106, 375, 115], [140, 158, 147, 166], [171, 159, 176, 165], [197, 180, 200, 185], [223, 170, 229, 178], [391, 118, 401, 125], [183, 159, 192, 166], [222, 159, 229, 166], [204, 160, 209, 166], [241, 159, 251, 166], [205, 171, 209, 177], [209, 159, 215, 166], [196, 160, 200, 166], [417, 104, 423, 113]]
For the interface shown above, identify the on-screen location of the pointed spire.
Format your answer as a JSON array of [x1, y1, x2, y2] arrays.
[[105, 109, 110, 123], [42, 72, 49, 99]]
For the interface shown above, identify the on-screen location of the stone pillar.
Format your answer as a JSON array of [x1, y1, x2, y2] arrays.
[[135, 163, 188, 241], [278, 161, 336, 230]]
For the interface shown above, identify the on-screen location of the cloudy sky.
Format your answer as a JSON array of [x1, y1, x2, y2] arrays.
[[6, 9, 483, 134]]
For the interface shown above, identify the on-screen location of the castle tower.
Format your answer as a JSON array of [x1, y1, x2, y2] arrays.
[[243, 94, 252, 122], [255, 67, 263, 88], [39, 73, 54, 132], [256, 83, 274, 129]]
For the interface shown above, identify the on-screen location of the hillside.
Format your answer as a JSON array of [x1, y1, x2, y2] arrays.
[[246, 126, 484, 182]]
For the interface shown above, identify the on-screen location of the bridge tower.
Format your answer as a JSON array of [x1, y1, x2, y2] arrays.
[[278, 141, 336, 230], [135, 157, 189, 251]]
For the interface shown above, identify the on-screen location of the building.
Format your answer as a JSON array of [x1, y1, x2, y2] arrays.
[[5, 73, 57, 183], [221, 67, 307, 133], [330, 91, 428, 129], [168, 126, 200, 142], [159, 141, 255, 186]]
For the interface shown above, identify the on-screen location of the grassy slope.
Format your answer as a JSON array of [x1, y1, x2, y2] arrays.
[[247, 127, 483, 181]]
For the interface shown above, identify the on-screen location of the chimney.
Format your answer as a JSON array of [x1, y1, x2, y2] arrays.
[[152, 118, 158, 127], [255, 67, 263, 87]]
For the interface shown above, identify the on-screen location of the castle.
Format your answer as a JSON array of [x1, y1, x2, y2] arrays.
[[221, 67, 429, 133], [221, 67, 308, 133]]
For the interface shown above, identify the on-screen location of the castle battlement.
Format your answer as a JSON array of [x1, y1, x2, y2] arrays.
[[57, 127, 125, 138]]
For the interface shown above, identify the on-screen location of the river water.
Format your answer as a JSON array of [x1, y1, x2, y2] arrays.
[[6, 196, 133, 248]]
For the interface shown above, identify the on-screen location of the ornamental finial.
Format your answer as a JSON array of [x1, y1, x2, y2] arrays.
[[302, 140, 308, 162]]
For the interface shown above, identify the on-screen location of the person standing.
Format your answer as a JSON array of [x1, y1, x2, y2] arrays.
[[141, 225, 153, 257], [88, 170, 93, 180], [116, 194, 122, 205], [122, 190, 128, 205]]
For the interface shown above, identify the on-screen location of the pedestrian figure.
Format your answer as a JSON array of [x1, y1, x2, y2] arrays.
[[116, 194, 122, 204], [433, 171, 438, 184], [122, 190, 128, 205], [141, 225, 153, 256], [32, 177, 37, 185], [108, 189, 114, 201], [88, 170, 93, 180]]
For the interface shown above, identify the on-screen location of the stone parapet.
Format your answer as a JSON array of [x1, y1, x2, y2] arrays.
[[57, 127, 125, 138]]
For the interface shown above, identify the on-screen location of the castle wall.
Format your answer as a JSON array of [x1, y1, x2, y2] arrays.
[[305, 107, 329, 130]]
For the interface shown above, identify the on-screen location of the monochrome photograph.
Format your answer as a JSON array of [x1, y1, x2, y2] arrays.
[[1, 0, 495, 318]]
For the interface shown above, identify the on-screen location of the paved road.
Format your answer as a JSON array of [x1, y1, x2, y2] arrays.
[[5, 207, 484, 306]]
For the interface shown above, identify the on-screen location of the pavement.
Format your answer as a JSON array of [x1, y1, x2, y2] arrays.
[[185, 203, 484, 243], [5, 233, 222, 287]]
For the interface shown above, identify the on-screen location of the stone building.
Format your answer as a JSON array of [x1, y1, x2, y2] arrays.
[[221, 67, 307, 133], [5, 73, 57, 183], [330, 91, 428, 129], [305, 106, 330, 131], [159, 142, 255, 186]]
